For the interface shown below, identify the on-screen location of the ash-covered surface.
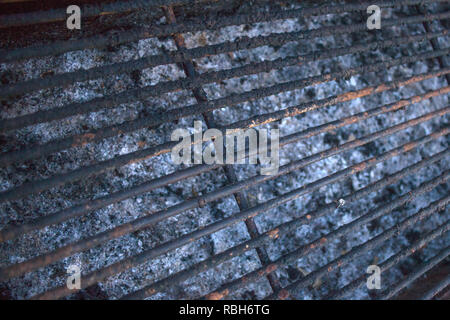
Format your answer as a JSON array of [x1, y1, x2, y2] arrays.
[[0, 1, 449, 300]]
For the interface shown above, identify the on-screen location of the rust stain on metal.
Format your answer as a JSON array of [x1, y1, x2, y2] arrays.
[[352, 162, 367, 174], [146, 288, 156, 296], [74, 133, 96, 147], [278, 289, 290, 300], [403, 142, 417, 152], [268, 228, 280, 239], [99, 11, 115, 16], [137, 141, 146, 148], [205, 289, 229, 300], [250, 117, 277, 128], [257, 269, 267, 276], [266, 264, 278, 274], [343, 116, 359, 125], [373, 83, 390, 93], [391, 100, 409, 110], [338, 87, 374, 102]]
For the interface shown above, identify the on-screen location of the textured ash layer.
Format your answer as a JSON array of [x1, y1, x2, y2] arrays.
[[0, 1, 449, 299]]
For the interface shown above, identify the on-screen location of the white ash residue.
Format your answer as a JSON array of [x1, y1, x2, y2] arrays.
[[0, 1, 448, 300]]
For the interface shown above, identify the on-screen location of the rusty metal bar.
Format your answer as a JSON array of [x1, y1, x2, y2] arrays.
[[1, 14, 448, 99], [1, 0, 445, 62], [1, 86, 447, 244], [201, 171, 450, 300], [127, 164, 450, 300], [3, 37, 448, 137], [4, 97, 445, 280], [329, 233, 450, 300], [0, 1, 448, 301], [0, 50, 448, 172], [421, 274, 450, 300], [0, 74, 448, 206], [2, 68, 448, 171], [28, 128, 448, 299], [0, 0, 204, 28], [1, 22, 408, 131], [1, 0, 448, 30], [265, 198, 450, 300], [379, 248, 450, 299], [330, 230, 449, 299], [0, 65, 448, 205], [415, 4, 450, 84], [163, 5, 281, 293], [124, 152, 449, 299]]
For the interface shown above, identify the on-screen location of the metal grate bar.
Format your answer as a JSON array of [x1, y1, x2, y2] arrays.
[[266, 197, 450, 299], [0, 0, 448, 61], [1, 85, 446, 245], [2, 69, 448, 173], [416, 4, 450, 84], [421, 274, 450, 300], [379, 247, 450, 299], [162, 4, 280, 293], [329, 230, 449, 299], [28, 127, 448, 299], [202, 171, 449, 300], [0, 0, 204, 28], [1, 29, 448, 132], [0, 50, 448, 204], [122, 151, 448, 299], [1, 0, 448, 300], [1, 107, 448, 281], [2, 13, 448, 99], [129, 164, 450, 300]]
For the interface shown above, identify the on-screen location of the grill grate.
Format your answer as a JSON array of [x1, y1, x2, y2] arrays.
[[0, 0, 448, 300]]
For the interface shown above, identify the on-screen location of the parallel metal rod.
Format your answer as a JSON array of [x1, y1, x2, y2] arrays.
[[1, 13, 447, 98], [264, 199, 450, 300], [0, 50, 447, 176], [0, 68, 450, 182], [332, 232, 450, 300], [128, 163, 450, 300], [0, 0, 444, 62], [0, 28, 448, 132], [201, 171, 450, 300], [4, 96, 445, 280], [0, 65, 448, 204], [124, 152, 448, 299], [379, 247, 450, 300], [421, 274, 450, 300], [0, 0, 204, 28], [0, 86, 447, 244], [163, 5, 280, 292], [416, 4, 450, 84], [329, 229, 450, 299], [30, 128, 447, 300], [1, 0, 447, 301]]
